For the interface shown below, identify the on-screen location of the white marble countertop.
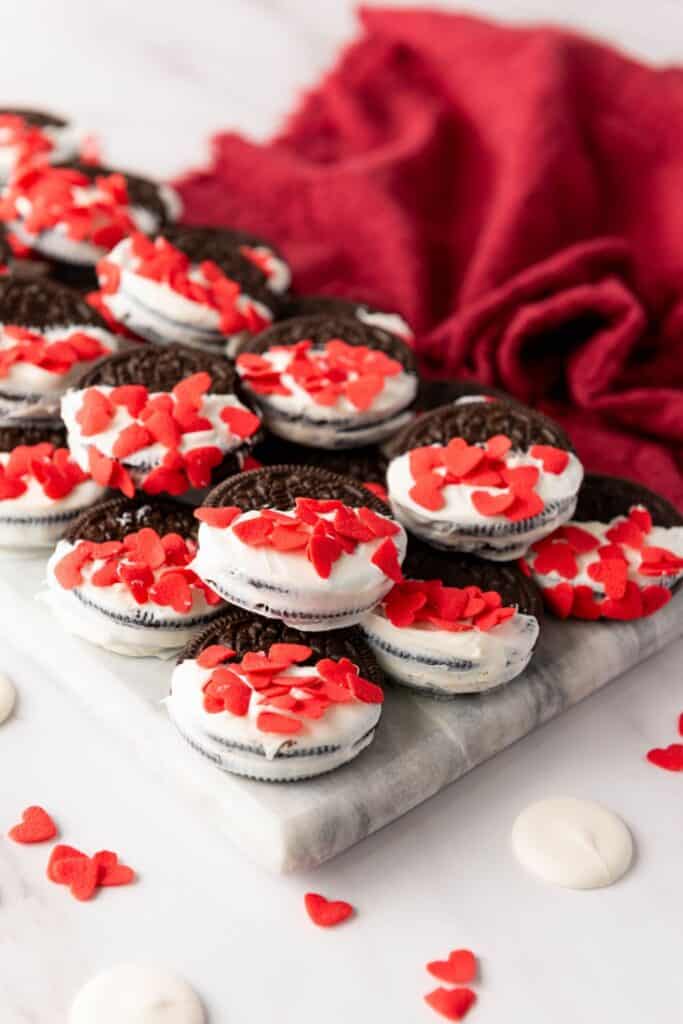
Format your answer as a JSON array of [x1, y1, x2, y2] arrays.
[[1, 2, 683, 1021]]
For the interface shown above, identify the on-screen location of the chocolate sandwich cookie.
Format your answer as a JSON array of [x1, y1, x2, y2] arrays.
[[386, 399, 583, 561], [522, 474, 683, 621], [44, 495, 224, 657], [61, 344, 261, 499], [416, 377, 518, 412], [236, 314, 419, 449], [253, 433, 389, 503], [0, 276, 117, 412], [96, 225, 289, 357], [0, 160, 180, 289], [168, 607, 384, 781], [361, 539, 542, 697], [193, 464, 407, 631], [0, 108, 79, 183], [0, 412, 105, 549], [280, 294, 413, 344]]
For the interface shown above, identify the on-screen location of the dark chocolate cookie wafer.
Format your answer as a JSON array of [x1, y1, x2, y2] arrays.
[[193, 465, 407, 631], [0, 277, 117, 411], [523, 473, 683, 622], [236, 313, 419, 449], [45, 494, 224, 657], [253, 434, 388, 491], [0, 409, 104, 549], [62, 494, 200, 545], [95, 223, 288, 355], [203, 463, 390, 515], [168, 607, 384, 781], [386, 399, 583, 561], [279, 294, 413, 344], [76, 341, 236, 394], [62, 344, 261, 499]]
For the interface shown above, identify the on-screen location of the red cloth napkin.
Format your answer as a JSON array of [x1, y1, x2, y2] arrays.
[[176, 7, 683, 507]]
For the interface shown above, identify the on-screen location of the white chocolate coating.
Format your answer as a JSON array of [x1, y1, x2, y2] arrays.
[[238, 347, 418, 450], [361, 608, 539, 694], [387, 446, 584, 561], [69, 964, 205, 1024], [511, 797, 634, 889], [0, 325, 116, 403], [44, 540, 223, 658], [191, 508, 407, 631], [167, 659, 381, 780]]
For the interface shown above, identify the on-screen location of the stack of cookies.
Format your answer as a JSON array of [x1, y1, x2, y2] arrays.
[[1, 106, 681, 783]]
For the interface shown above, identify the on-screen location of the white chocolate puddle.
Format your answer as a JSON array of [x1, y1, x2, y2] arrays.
[[511, 797, 634, 890]]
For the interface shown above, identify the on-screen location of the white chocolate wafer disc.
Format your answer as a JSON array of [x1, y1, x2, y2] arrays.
[[512, 797, 633, 890], [69, 964, 205, 1024]]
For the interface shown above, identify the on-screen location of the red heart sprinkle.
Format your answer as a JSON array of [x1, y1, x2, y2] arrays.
[[410, 447, 444, 476], [425, 987, 477, 1021], [357, 506, 400, 538], [197, 645, 236, 668], [304, 892, 354, 928], [8, 805, 57, 844], [256, 711, 302, 735], [112, 422, 153, 458], [600, 580, 644, 620], [346, 373, 384, 411], [110, 384, 148, 416], [629, 505, 652, 533], [172, 371, 211, 408], [471, 490, 515, 517], [646, 744, 683, 772], [371, 538, 404, 582], [52, 855, 99, 901], [308, 532, 341, 579], [587, 558, 628, 600], [47, 844, 86, 882], [557, 525, 600, 553], [427, 949, 477, 985], [76, 388, 114, 436], [269, 643, 312, 664], [486, 434, 512, 459], [443, 439, 484, 478], [530, 444, 569, 474], [533, 540, 578, 580], [409, 473, 445, 511], [93, 850, 135, 887], [542, 583, 574, 618], [220, 405, 261, 438], [572, 585, 603, 620], [194, 506, 241, 528], [641, 585, 671, 617], [233, 515, 274, 547]]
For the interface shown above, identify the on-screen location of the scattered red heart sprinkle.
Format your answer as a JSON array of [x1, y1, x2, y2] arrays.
[[304, 892, 354, 927], [646, 743, 683, 771], [8, 806, 57, 844], [424, 987, 477, 1021], [427, 950, 477, 985]]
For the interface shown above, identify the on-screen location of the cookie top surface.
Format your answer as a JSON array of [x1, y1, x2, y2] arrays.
[[0, 276, 108, 330], [0, 413, 66, 451], [204, 464, 390, 514], [253, 435, 387, 485], [574, 474, 683, 528], [178, 604, 383, 682], [404, 538, 544, 620], [386, 397, 573, 459], [159, 225, 283, 313], [416, 377, 519, 411], [0, 108, 67, 129], [63, 495, 200, 544], [279, 295, 412, 338], [239, 313, 417, 374], [76, 342, 236, 394]]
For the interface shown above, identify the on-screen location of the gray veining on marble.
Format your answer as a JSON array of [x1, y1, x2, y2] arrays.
[[1, 551, 680, 873]]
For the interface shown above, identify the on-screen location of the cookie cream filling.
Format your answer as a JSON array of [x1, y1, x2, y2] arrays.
[[61, 386, 254, 483], [192, 508, 407, 631], [361, 609, 539, 694], [101, 237, 273, 352], [238, 347, 418, 449], [0, 325, 116, 405], [167, 659, 381, 779], [0, 453, 104, 548], [387, 447, 583, 560], [44, 539, 222, 657]]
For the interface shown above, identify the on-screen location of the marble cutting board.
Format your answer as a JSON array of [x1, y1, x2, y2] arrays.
[[2, 550, 681, 874]]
